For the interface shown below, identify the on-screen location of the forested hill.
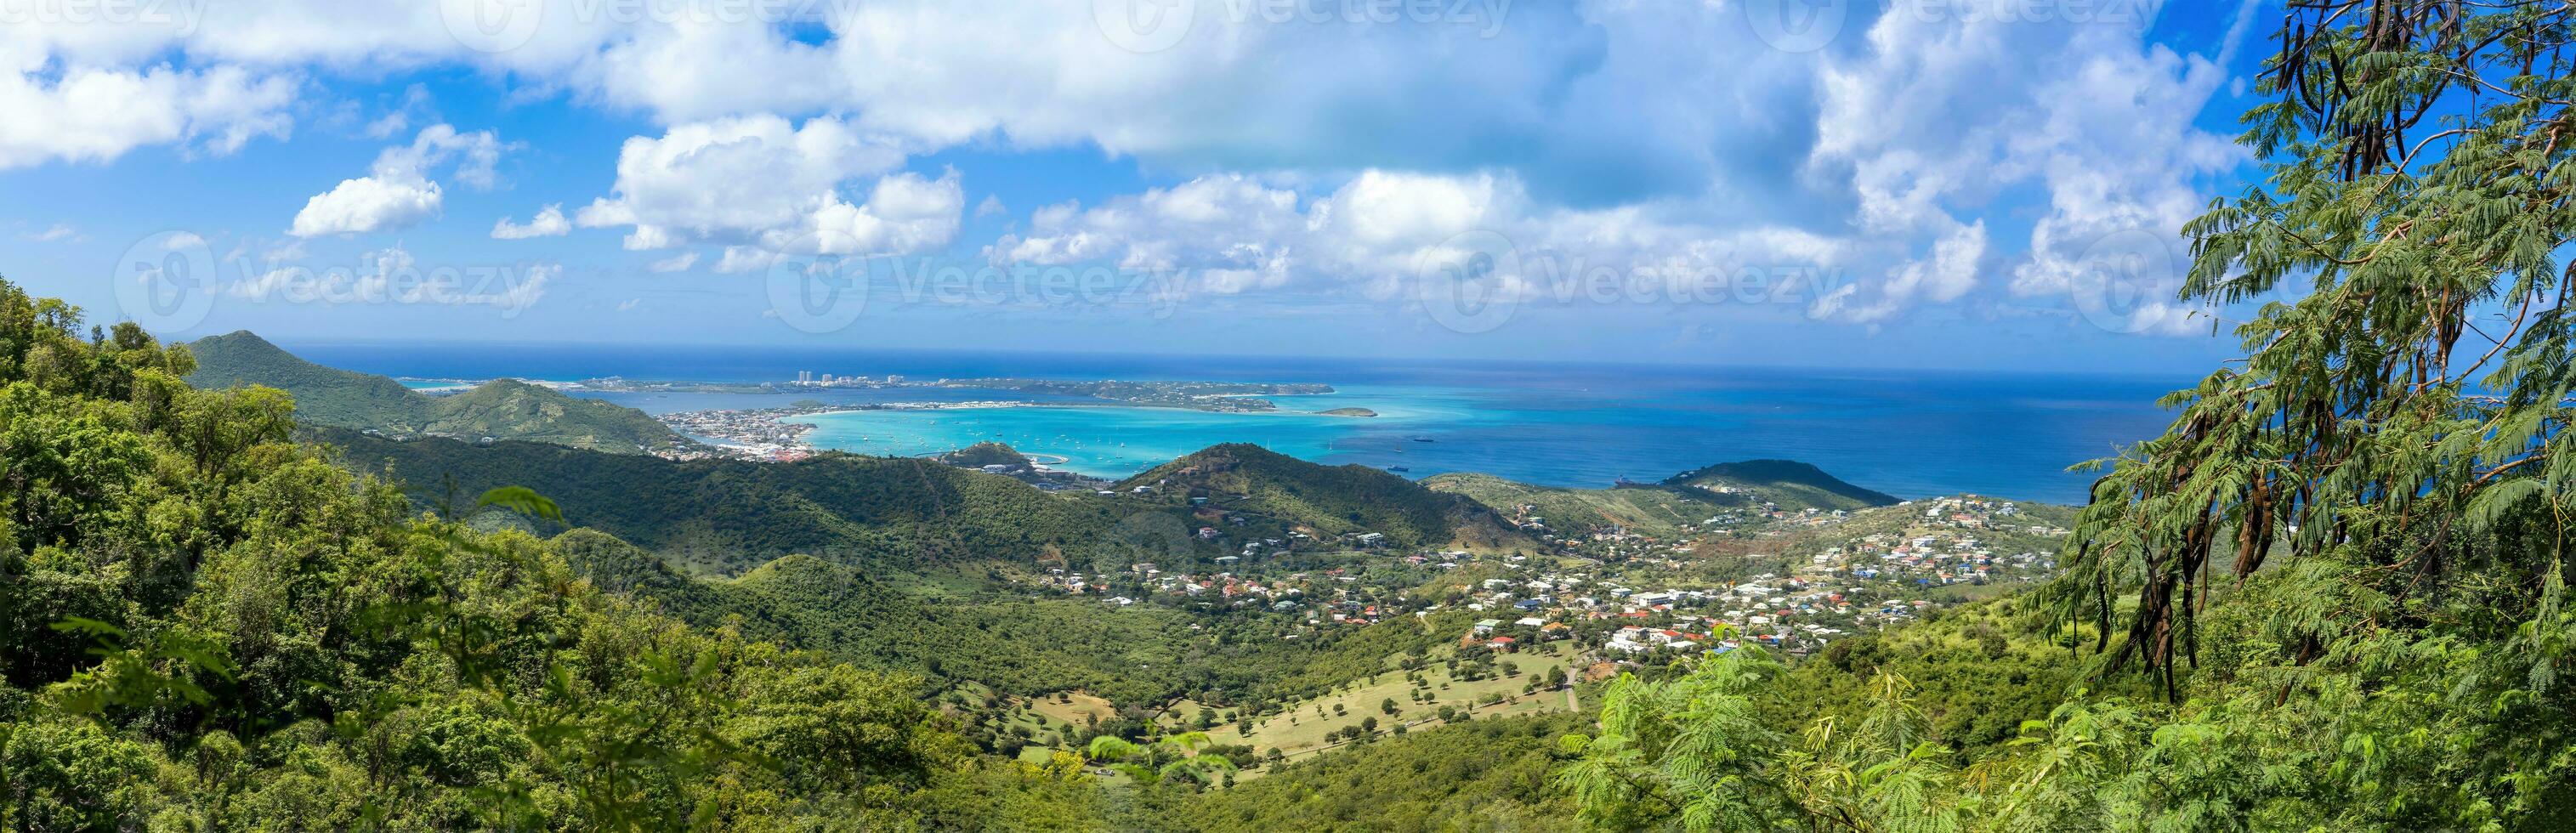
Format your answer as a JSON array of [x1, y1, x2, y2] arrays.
[[1660, 458, 1901, 511], [1422, 472, 1737, 536], [1118, 442, 1533, 551], [188, 331, 689, 454], [0, 280, 1050, 830], [184, 329, 417, 425], [313, 425, 1240, 575]]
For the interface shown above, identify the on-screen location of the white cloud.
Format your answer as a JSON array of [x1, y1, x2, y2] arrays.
[[0, 2, 2255, 337], [577, 115, 961, 257], [0, 63, 294, 170], [988, 169, 1853, 305], [492, 204, 571, 239], [1801, 4, 2251, 325], [712, 246, 769, 274], [26, 223, 79, 242], [290, 176, 443, 238], [647, 252, 699, 273], [291, 124, 503, 237]]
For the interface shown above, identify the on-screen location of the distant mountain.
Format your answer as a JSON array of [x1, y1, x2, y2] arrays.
[[937, 440, 1033, 468], [184, 330, 423, 428], [311, 426, 1240, 575], [1119, 443, 1531, 551], [1421, 472, 1723, 536], [187, 331, 688, 454], [1661, 459, 1900, 512], [1427, 460, 1899, 534]]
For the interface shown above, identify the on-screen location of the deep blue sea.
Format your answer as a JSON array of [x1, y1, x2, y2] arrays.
[[292, 342, 2185, 505]]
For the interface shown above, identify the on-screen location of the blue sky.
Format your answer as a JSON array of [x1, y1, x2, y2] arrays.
[[0, 0, 2274, 371]]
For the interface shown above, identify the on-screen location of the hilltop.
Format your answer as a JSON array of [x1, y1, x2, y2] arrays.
[[938, 440, 1034, 469], [312, 426, 1236, 575], [1421, 473, 1728, 536], [187, 331, 689, 454], [1660, 459, 1900, 512], [184, 329, 420, 426], [1425, 460, 1899, 537], [1117, 443, 1532, 551]]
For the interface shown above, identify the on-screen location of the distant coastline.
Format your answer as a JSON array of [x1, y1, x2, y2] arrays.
[[323, 350, 2184, 504]]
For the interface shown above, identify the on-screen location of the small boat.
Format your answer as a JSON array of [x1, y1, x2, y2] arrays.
[[1410, 437, 1434, 443], [1386, 466, 1410, 473]]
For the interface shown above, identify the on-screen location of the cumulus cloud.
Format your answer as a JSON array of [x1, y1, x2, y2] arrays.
[[2, 1, 2258, 336], [290, 124, 504, 237], [492, 204, 571, 239], [1801, 3, 2252, 325], [575, 115, 960, 256], [0, 63, 295, 170], [987, 169, 1853, 306]]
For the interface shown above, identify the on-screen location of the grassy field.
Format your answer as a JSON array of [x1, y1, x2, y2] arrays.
[[1189, 640, 1588, 765]]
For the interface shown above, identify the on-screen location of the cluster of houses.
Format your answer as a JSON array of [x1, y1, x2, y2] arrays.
[[1430, 496, 2074, 666]]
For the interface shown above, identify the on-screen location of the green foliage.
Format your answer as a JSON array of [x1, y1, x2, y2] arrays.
[[0, 280, 1081, 829], [1149, 713, 1584, 831], [1121, 443, 1529, 550], [316, 424, 1226, 573], [1423, 471, 1733, 536], [1565, 6, 2576, 828], [186, 331, 688, 453]]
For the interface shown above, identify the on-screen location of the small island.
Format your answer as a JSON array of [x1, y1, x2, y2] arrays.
[[1318, 407, 1378, 417]]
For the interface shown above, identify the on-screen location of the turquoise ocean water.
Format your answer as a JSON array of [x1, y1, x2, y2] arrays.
[[297, 343, 2185, 505]]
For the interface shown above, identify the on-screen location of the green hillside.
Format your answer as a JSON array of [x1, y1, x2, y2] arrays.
[[939, 440, 1034, 468], [1119, 443, 1531, 551], [0, 280, 1028, 830], [314, 426, 1237, 574], [548, 530, 1188, 700], [1660, 458, 1900, 512], [419, 377, 685, 452], [1421, 472, 1728, 536], [184, 329, 423, 427], [186, 331, 688, 454]]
